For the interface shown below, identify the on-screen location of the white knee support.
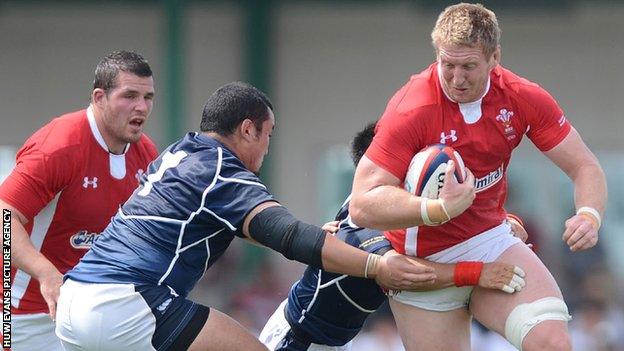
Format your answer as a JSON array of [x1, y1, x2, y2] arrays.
[[504, 297, 571, 350]]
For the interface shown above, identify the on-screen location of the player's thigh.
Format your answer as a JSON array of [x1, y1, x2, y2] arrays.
[[11, 313, 64, 351], [470, 242, 564, 335], [188, 308, 269, 351], [389, 298, 471, 351]]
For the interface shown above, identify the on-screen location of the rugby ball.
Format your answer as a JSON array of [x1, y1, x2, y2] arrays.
[[404, 144, 466, 199]]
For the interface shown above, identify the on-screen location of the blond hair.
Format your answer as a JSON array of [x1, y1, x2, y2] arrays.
[[431, 3, 500, 58]]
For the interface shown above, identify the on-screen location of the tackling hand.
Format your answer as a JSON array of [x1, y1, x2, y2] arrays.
[[374, 254, 436, 290], [507, 215, 528, 243], [478, 262, 526, 294], [321, 220, 340, 235]]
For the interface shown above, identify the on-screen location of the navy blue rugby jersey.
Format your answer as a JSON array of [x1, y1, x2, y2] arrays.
[[284, 197, 391, 346], [67, 133, 274, 297]]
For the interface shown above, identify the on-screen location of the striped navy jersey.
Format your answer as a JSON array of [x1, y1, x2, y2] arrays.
[[66, 133, 274, 297], [284, 197, 391, 346]]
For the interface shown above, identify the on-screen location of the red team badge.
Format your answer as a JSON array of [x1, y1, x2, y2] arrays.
[[496, 108, 517, 140]]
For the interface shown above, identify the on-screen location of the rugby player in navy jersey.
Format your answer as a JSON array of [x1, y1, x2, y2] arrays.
[[53, 82, 465, 351], [259, 122, 528, 351]]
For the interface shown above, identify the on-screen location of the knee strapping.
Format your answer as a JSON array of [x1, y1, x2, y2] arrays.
[[504, 297, 571, 350]]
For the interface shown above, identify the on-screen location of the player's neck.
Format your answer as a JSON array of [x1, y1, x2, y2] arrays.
[[205, 132, 241, 156], [91, 105, 128, 155]]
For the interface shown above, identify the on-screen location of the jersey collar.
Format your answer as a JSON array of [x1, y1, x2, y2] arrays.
[[87, 105, 130, 154]]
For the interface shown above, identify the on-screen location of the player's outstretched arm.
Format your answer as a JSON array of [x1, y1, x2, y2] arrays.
[[543, 128, 607, 252], [242, 202, 437, 291], [382, 251, 525, 294], [349, 156, 475, 230], [1, 200, 63, 320]]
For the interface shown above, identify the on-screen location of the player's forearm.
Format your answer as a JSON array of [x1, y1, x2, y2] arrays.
[[9, 211, 60, 280], [407, 259, 455, 291], [544, 129, 607, 218], [321, 234, 370, 277], [572, 162, 607, 216], [381, 252, 453, 291], [350, 186, 426, 230], [323, 235, 438, 291]]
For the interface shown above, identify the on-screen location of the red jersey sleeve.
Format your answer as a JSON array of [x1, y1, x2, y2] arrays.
[[0, 131, 76, 220], [365, 84, 428, 181], [519, 84, 571, 151]]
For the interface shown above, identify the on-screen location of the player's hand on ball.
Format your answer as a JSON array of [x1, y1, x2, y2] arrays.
[[438, 161, 476, 218], [479, 263, 525, 294], [563, 214, 599, 252], [374, 254, 436, 290], [321, 220, 340, 235]]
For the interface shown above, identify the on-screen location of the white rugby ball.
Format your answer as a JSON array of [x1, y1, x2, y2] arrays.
[[404, 144, 466, 199]]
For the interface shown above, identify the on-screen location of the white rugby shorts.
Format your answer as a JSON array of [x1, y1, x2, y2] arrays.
[[56, 279, 158, 351], [260, 300, 353, 351], [390, 221, 522, 311], [10, 312, 64, 351]]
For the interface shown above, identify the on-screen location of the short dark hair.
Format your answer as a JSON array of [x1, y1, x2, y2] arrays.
[[350, 122, 376, 166], [93, 51, 152, 92], [200, 82, 274, 136]]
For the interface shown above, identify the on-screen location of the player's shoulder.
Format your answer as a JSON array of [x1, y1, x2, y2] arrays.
[[19, 109, 88, 157], [176, 132, 223, 161], [494, 65, 556, 106], [382, 64, 440, 125], [393, 64, 439, 114]]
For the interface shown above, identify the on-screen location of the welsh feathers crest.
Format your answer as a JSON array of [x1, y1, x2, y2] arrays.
[[496, 109, 514, 124], [496, 108, 517, 140]]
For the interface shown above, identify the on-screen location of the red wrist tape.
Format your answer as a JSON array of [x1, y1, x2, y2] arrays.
[[454, 261, 484, 287], [506, 213, 524, 227]]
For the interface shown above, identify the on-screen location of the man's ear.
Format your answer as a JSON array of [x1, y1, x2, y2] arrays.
[[239, 118, 256, 142], [490, 45, 501, 67], [92, 88, 106, 107]]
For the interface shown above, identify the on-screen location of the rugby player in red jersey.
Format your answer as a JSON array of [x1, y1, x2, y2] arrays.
[[350, 4, 607, 350]]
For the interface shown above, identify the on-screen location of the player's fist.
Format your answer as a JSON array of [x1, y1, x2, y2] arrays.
[[562, 214, 599, 252]]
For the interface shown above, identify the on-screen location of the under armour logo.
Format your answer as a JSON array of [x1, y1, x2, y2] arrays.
[[440, 130, 458, 144], [83, 177, 98, 189]]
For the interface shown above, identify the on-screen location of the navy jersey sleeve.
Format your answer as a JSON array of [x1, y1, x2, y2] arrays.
[[205, 153, 275, 237]]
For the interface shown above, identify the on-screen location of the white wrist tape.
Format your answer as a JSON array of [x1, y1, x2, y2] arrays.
[[576, 206, 601, 228], [364, 253, 373, 278], [364, 253, 381, 279], [438, 199, 451, 223], [421, 198, 435, 225]]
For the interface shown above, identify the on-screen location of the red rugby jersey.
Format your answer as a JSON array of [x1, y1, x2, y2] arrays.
[[0, 107, 158, 314], [366, 63, 571, 257]]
